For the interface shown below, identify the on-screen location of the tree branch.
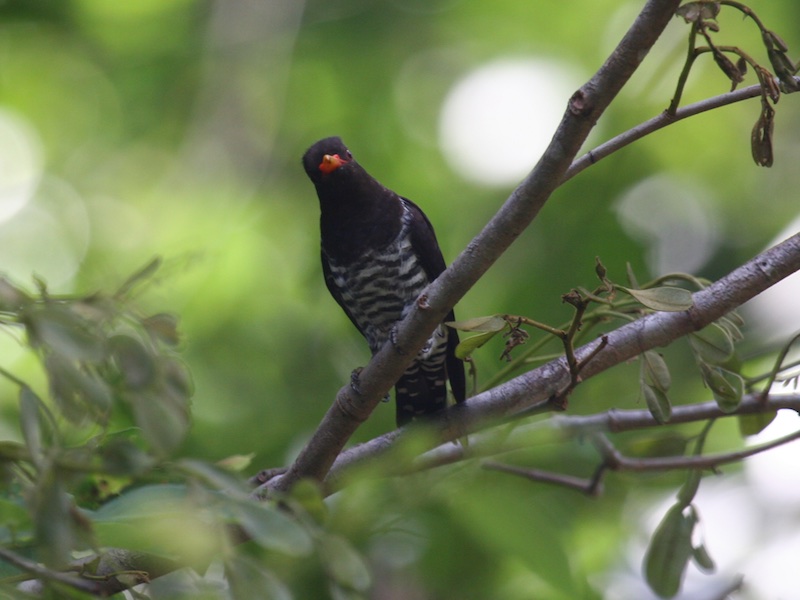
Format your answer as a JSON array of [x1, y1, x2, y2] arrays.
[[304, 231, 800, 490], [565, 76, 800, 182], [269, 0, 684, 494]]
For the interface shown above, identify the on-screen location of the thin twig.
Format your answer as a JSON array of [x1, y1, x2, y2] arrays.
[[0, 547, 103, 595]]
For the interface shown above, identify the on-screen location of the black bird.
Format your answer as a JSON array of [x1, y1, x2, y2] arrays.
[[302, 136, 466, 426]]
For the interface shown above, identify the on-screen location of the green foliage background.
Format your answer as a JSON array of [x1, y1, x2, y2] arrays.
[[0, 0, 798, 597]]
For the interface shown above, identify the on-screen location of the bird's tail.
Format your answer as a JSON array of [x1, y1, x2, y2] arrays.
[[394, 360, 449, 426]]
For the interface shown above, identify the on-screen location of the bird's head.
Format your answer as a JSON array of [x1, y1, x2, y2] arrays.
[[302, 136, 353, 183]]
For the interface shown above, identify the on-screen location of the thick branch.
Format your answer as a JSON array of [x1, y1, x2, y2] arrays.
[[270, 0, 683, 493]]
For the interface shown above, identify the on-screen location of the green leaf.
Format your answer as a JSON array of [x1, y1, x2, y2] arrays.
[[455, 330, 501, 360], [642, 384, 671, 424], [109, 334, 157, 390], [692, 542, 716, 573], [677, 470, 701, 506], [128, 389, 189, 456], [318, 534, 371, 591], [142, 313, 181, 346], [45, 353, 112, 424], [228, 497, 313, 556], [738, 410, 777, 437], [19, 387, 47, 461], [116, 256, 162, 298], [689, 323, 734, 365], [642, 351, 671, 391], [701, 366, 744, 413], [447, 315, 507, 333], [27, 305, 105, 362], [0, 276, 28, 311], [91, 485, 218, 561], [98, 438, 155, 477], [178, 458, 250, 495], [226, 554, 292, 600], [644, 503, 697, 598], [620, 286, 693, 312]]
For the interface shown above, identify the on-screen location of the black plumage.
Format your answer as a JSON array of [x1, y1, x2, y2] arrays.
[[302, 136, 465, 426]]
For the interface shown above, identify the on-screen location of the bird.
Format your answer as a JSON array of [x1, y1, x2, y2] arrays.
[[302, 136, 466, 426]]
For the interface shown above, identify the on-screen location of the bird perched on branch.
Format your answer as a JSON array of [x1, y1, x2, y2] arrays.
[[302, 136, 466, 426]]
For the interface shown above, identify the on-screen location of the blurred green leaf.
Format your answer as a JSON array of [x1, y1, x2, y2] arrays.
[[227, 497, 313, 556], [26, 305, 106, 363], [109, 334, 157, 390], [19, 386, 47, 462], [619, 286, 693, 312], [92, 485, 218, 561], [644, 503, 697, 598], [226, 554, 292, 600], [128, 388, 189, 456], [143, 313, 181, 346], [317, 534, 371, 592], [45, 353, 112, 424]]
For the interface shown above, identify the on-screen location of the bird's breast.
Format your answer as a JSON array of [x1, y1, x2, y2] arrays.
[[325, 227, 430, 354]]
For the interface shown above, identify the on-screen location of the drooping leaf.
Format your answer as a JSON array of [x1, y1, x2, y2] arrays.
[[677, 469, 701, 506], [738, 410, 778, 437], [692, 542, 716, 573], [700, 365, 743, 412], [642, 384, 671, 425], [644, 503, 697, 598], [689, 323, 735, 365], [620, 286, 693, 312], [642, 351, 671, 392]]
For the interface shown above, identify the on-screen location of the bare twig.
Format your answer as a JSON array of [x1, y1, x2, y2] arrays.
[[0, 547, 104, 595]]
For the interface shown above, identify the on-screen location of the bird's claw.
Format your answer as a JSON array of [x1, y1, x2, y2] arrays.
[[390, 324, 407, 355], [350, 367, 363, 395]]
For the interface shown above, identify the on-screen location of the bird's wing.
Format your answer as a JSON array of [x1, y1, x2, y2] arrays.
[[402, 197, 466, 404]]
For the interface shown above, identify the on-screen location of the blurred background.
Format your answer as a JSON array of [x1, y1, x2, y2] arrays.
[[0, 0, 799, 597]]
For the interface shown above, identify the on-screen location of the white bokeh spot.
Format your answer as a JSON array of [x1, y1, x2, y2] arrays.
[[438, 58, 582, 186]]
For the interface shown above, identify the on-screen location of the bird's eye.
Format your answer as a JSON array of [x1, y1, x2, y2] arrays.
[[346, 150, 353, 159]]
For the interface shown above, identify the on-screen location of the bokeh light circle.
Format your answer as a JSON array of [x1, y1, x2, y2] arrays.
[[438, 58, 583, 186], [0, 109, 43, 224]]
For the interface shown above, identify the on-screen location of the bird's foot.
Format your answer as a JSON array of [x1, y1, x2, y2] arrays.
[[390, 324, 407, 355], [349, 367, 389, 402], [350, 367, 363, 395]]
